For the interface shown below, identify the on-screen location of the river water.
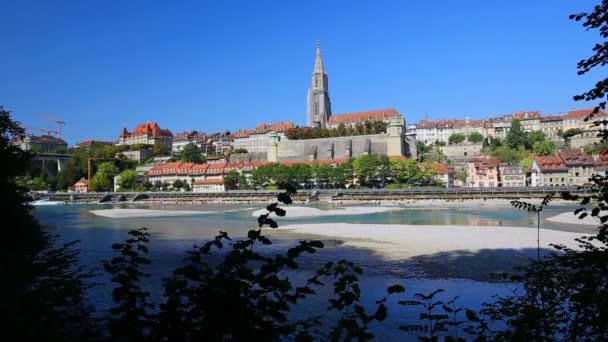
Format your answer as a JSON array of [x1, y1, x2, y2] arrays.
[[35, 202, 594, 340]]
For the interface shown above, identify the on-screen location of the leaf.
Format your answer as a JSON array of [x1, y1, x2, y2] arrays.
[[373, 304, 388, 321], [387, 284, 405, 294], [465, 309, 480, 322]]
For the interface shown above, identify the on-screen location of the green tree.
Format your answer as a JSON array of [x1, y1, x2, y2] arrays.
[[390, 158, 421, 185], [353, 155, 379, 186], [172, 179, 184, 190], [562, 128, 583, 147], [91, 162, 119, 191], [224, 170, 240, 190], [0, 107, 94, 339], [533, 140, 557, 156], [529, 130, 546, 146], [506, 119, 527, 149], [179, 142, 204, 163], [448, 133, 466, 144], [468, 132, 484, 143], [519, 155, 534, 170], [153, 142, 167, 156], [492, 146, 525, 164], [117, 169, 139, 191]]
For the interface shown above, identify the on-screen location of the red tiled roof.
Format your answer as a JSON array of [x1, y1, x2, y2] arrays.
[[194, 179, 224, 185], [534, 156, 567, 172], [565, 108, 608, 119], [121, 122, 173, 138], [558, 150, 595, 166], [432, 162, 454, 174], [25, 134, 67, 144], [328, 108, 401, 124]]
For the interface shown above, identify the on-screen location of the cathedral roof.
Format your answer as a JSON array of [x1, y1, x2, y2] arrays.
[[313, 41, 325, 74], [328, 108, 401, 124]]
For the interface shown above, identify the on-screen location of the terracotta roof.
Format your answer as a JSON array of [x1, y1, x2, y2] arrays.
[[432, 162, 454, 174], [232, 122, 294, 138], [558, 150, 595, 166], [232, 129, 255, 138], [565, 108, 608, 119], [328, 108, 401, 124], [173, 130, 205, 141], [121, 122, 173, 139], [194, 179, 224, 185], [75, 140, 115, 147], [534, 156, 567, 172], [74, 177, 89, 186]]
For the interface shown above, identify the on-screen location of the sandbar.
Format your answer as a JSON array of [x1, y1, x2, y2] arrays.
[[546, 211, 603, 226], [279, 223, 590, 260], [90, 208, 212, 218], [252, 206, 400, 218]]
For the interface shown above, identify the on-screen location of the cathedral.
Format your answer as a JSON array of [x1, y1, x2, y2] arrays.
[[306, 41, 332, 128]]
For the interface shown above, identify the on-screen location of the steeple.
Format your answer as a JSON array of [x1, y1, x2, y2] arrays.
[[306, 41, 332, 128], [314, 40, 325, 75]]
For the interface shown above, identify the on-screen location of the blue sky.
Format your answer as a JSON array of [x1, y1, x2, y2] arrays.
[[0, 0, 603, 145]]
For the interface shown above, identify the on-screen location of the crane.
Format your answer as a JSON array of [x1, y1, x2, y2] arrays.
[[23, 126, 58, 136], [36, 113, 66, 139]]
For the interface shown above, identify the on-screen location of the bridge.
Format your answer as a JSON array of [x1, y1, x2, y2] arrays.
[[35, 186, 593, 204], [33, 153, 72, 172]]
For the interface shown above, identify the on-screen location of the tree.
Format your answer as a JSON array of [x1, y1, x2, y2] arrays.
[[117, 169, 139, 191], [529, 130, 546, 146], [448, 133, 466, 144], [506, 119, 527, 149], [390, 158, 421, 185], [533, 140, 557, 156], [562, 128, 583, 147], [179, 142, 204, 163], [224, 170, 240, 190], [172, 179, 184, 191], [468, 132, 484, 143], [0, 107, 94, 339], [153, 142, 167, 156], [492, 146, 525, 164], [91, 162, 119, 191], [353, 155, 380, 186]]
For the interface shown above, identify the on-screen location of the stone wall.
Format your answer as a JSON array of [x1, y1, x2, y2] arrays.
[[271, 133, 404, 162]]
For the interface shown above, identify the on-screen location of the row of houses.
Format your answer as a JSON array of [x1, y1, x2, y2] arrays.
[[465, 149, 608, 188], [411, 109, 607, 146]]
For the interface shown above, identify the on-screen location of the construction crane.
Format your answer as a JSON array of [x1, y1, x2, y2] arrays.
[[23, 126, 58, 136], [36, 113, 66, 139]]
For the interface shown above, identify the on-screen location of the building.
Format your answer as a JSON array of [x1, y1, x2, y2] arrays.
[[306, 42, 332, 128], [13, 134, 68, 153], [119, 149, 153, 163], [431, 162, 455, 188], [268, 119, 409, 162], [540, 115, 564, 140], [465, 157, 503, 187], [327, 108, 404, 129], [531, 156, 568, 186], [531, 149, 598, 186], [74, 140, 115, 148], [232, 122, 294, 154], [72, 177, 89, 192], [499, 165, 526, 187], [117, 122, 173, 152], [172, 130, 207, 154], [193, 179, 225, 192]]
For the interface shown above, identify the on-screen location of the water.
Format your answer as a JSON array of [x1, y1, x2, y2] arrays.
[[34, 202, 593, 340]]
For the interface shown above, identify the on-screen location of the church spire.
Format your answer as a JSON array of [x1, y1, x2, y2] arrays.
[[314, 40, 325, 74]]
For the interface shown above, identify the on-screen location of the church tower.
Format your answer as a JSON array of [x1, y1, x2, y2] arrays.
[[306, 41, 332, 128]]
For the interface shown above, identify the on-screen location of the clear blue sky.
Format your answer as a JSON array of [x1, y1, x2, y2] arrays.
[[0, 0, 603, 145]]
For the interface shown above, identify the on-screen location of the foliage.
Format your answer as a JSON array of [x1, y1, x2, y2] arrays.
[[529, 130, 546, 145], [179, 142, 205, 163], [0, 107, 95, 339], [153, 142, 167, 156], [533, 140, 557, 156], [117, 169, 139, 191], [91, 161, 119, 191], [416, 141, 432, 154], [353, 154, 391, 187], [172, 179, 184, 190], [285, 120, 388, 140], [234, 148, 248, 153], [448, 133, 465, 145], [454, 170, 467, 183], [103, 228, 154, 340], [490, 146, 527, 164], [518, 155, 534, 170], [223, 169, 240, 190], [506, 119, 528, 149], [467, 131, 484, 143]]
